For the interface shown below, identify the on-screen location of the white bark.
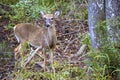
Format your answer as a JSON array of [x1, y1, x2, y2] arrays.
[[106, 0, 120, 45], [88, 0, 105, 49]]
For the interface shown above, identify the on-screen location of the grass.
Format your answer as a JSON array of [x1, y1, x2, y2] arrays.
[[1, 0, 120, 80]]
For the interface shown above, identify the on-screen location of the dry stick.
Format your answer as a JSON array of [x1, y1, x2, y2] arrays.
[[74, 44, 87, 57], [68, 53, 88, 64], [24, 47, 41, 66], [78, 52, 88, 61], [70, 44, 88, 61], [68, 45, 88, 67], [36, 53, 44, 59]]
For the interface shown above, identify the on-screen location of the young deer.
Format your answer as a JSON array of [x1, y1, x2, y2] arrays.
[[14, 11, 60, 71]]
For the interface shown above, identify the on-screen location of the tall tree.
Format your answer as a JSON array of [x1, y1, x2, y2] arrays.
[[106, 0, 120, 79], [88, 0, 120, 79], [88, 0, 105, 49], [106, 0, 120, 47]]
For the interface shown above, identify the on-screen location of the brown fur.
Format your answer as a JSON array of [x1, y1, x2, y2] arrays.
[[14, 23, 56, 57], [14, 11, 60, 71]]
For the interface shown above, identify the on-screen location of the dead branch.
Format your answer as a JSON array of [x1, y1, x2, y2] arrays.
[[24, 47, 41, 66], [70, 44, 87, 58]]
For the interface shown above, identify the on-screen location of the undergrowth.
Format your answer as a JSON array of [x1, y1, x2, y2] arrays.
[[1, 0, 120, 80], [9, 32, 120, 80]]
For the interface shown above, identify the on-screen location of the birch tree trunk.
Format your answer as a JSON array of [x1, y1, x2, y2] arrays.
[[106, 0, 120, 79], [106, 0, 120, 47], [88, 0, 105, 49]]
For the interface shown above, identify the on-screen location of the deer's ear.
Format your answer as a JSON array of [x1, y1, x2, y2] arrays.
[[54, 11, 60, 18], [40, 11, 45, 17]]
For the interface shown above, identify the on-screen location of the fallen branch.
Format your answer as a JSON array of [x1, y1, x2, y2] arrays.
[[24, 47, 41, 66], [70, 44, 88, 58]]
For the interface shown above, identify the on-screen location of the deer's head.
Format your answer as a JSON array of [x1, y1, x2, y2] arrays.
[[40, 11, 60, 27]]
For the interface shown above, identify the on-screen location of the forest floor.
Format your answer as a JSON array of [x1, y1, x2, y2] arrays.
[[0, 18, 15, 79], [0, 14, 88, 79]]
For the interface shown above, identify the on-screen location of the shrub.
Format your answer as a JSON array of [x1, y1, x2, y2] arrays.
[[10, 0, 55, 23]]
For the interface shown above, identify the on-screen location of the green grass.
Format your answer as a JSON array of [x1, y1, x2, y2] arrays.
[[1, 0, 120, 79]]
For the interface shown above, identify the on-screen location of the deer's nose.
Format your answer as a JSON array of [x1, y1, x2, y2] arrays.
[[45, 19, 51, 27], [46, 24, 50, 27]]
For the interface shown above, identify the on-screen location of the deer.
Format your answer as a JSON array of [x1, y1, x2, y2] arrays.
[[13, 11, 60, 71]]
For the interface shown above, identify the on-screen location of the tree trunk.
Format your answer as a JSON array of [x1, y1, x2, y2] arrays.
[[106, 0, 120, 79], [106, 0, 120, 47], [88, 0, 105, 49]]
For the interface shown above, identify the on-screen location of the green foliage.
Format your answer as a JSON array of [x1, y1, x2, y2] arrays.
[[0, 4, 13, 21], [55, 0, 88, 19], [0, 0, 19, 5], [10, 0, 56, 23], [80, 31, 120, 80], [0, 8, 9, 18], [21, 42, 29, 53], [95, 20, 108, 48], [0, 41, 6, 51], [86, 50, 110, 80], [107, 17, 120, 46], [103, 45, 120, 80], [13, 62, 88, 80], [9, 0, 88, 23], [95, 17, 120, 48], [2, 0, 119, 79], [0, 41, 12, 66], [80, 33, 91, 49], [5, 0, 120, 80], [12, 31, 119, 79], [85, 45, 120, 80], [4, 23, 14, 30]]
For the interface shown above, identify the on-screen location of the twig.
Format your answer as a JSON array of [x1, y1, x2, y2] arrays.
[[74, 44, 87, 57], [24, 47, 41, 66], [78, 53, 88, 61], [36, 52, 44, 59]]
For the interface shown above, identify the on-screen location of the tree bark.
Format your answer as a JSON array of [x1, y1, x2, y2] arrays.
[[106, 0, 120, 79], [106, 0, 120, 47], [88, 0, 105, 49]]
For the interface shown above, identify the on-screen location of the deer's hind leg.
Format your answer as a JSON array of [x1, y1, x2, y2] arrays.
[[50, 49, 55, 72], [14, 44, 22, 60], [14, 41, 28, 60], [42, 48, 47, 72]]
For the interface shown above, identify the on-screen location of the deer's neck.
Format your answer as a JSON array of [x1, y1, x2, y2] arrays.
[[48, 25, 55, 37]]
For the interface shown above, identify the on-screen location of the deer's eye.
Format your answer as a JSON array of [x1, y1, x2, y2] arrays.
[[51, 18, 54, 20]]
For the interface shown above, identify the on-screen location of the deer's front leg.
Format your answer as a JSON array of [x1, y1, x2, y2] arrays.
[[50, 49, 55, 72], [42, 48, 46, 72]]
